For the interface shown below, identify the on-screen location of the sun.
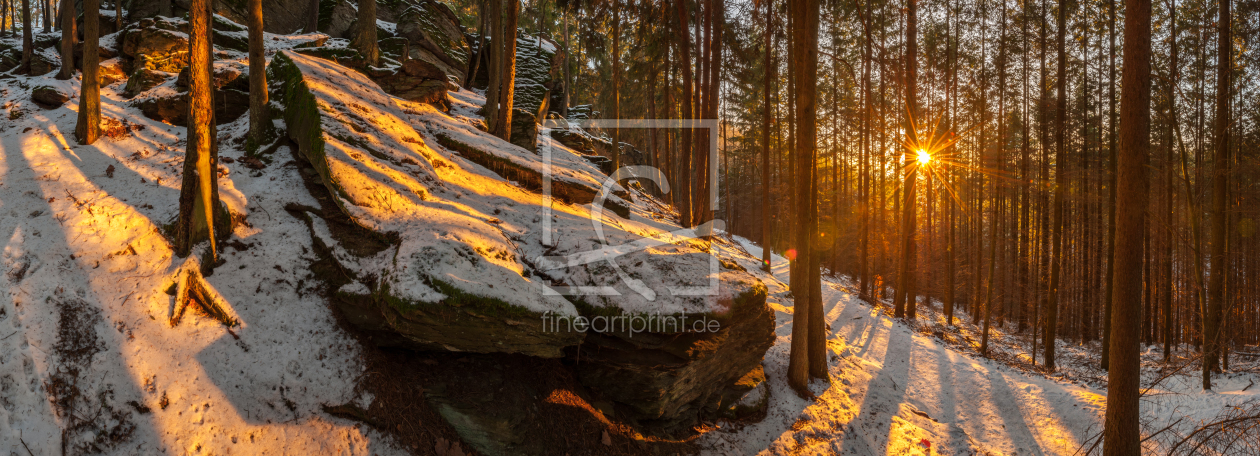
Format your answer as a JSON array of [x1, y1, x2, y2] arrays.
[[916, 149, 931, 165]]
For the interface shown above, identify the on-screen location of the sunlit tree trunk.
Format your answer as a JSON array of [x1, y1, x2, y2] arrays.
[[1103, 0, 1151, 451], [75, 0, 100, 144], [175, 0, 221, 262], [893, 0, 919, 320], [246, 0, 269, 152]]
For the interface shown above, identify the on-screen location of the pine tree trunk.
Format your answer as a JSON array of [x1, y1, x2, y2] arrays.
[[787, 0, 822, 395], [75, 0, 100, 144], [353, 0, 378, 66], [485, 0, 502, 133], [496, 0, 517, 142], [1103, 0, 1151, 451], [308, 0, 319, 33], [19, 0, 30, 73], [1203, 0, 1230, 388], [611, 1, 621, 173], [175, 0, 221, 262], [1043, 0, 1069, 372], [674, 0, 693, 227], [761, 0, 773, 273], [246, 0, 268, 152], [56, 0, 72, 80]]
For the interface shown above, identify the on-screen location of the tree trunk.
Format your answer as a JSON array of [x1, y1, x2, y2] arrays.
[[1043, 0, 1068, 372], [674, 0, 693, 227], [56, 0, 72, 79], [246, 0, 268, 152], [761, 0, 773, 272], [1103, 0, 1151, 451], [1203, 0, 1230, 388], [308, 0, 319, 33], [485, 0, 502, 133], [19, 0, 30, 74], [175, 0, 221, 262], [496, 0, 517, 141], [353, 0, 378, 66], [611, 1, 621, 173], [75, 0, 100, 144], [787, 0, 822, 395]]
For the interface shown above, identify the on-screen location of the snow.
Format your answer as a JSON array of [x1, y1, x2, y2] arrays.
[[279, 50, 761, 317], [1, 62, 407, 455], [699, 237, 1259, 455]]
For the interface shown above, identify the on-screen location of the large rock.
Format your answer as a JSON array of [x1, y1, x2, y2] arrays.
[[129, 0, 312, 34], [98, 58, 127, 86], [120, 17, 190, 72], [31, 85, 71, 108], [567, 283, 774, 433], [124, 68, 173, 97], [508, 109, 537, 152], [396, 0, 469, 82], [294, 44, 451, 108], [269, 50, 584, 358], [269, 50, 775, 438], [468, 33, 563, 120]]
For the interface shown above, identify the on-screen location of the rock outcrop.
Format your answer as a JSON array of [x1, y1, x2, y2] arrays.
[[396, 0, 469, 82], [31, 85, 71, 108], [269, 50, 773, 439], [294, 42, 453, 108]]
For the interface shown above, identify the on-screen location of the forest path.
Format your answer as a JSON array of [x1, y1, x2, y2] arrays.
[[700, 239, 1105, 455]]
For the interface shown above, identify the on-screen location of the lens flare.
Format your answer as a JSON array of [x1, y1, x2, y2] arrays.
[[917, 149, 931, 165]]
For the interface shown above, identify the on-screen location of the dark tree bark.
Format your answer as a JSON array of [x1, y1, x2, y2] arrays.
[[175, 0, 222, 262], [1043, 0, 1068, 371], [353, 0, 379, 66], [57, 0, 73, 80], [495, 0, 517, 141], [894, 0, 919, 321], [1203, 0, 1231, 389], [308, 0, 318, 33], [1102, 0, 1151, 451], [611, 0, 621, 173], [1102, 0, 1118, 371], [160, 0, 170, 17], [674, 0, 694, 227], [787, 0, 822, 396], [19, 0, 30, 74], [761, 0, 773, 273], [75, 0, 100, 144]]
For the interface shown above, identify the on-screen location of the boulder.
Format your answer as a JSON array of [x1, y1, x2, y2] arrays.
[[567, 284, 774, 433], [129, 0, 311, 34], [120, 18, 190, 72], [508, 109, 537, 152], [318, 0, 357, 38], [134, 87, 249, 125], [396, 0, 469, 81], [269, 50, 584, 358], [124, 68, 172, 97], [295, 45, 450, 108], [31, 85, 71, 108], [98, 58, 127, 86], [468, 33, 563, 120]]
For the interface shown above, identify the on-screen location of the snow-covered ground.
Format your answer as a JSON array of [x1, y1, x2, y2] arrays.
[[700, 237, 1260, 455], [2, 67, 405, 455]]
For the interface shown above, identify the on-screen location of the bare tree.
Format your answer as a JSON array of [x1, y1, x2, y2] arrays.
[[787, 0, 823, 396], [308, 0, 318, 33], [19, 0, 30, 74], [760, 0, 773, 273]]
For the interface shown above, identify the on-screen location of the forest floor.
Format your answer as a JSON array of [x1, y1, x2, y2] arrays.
[[699, 238, 1260, 455]]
